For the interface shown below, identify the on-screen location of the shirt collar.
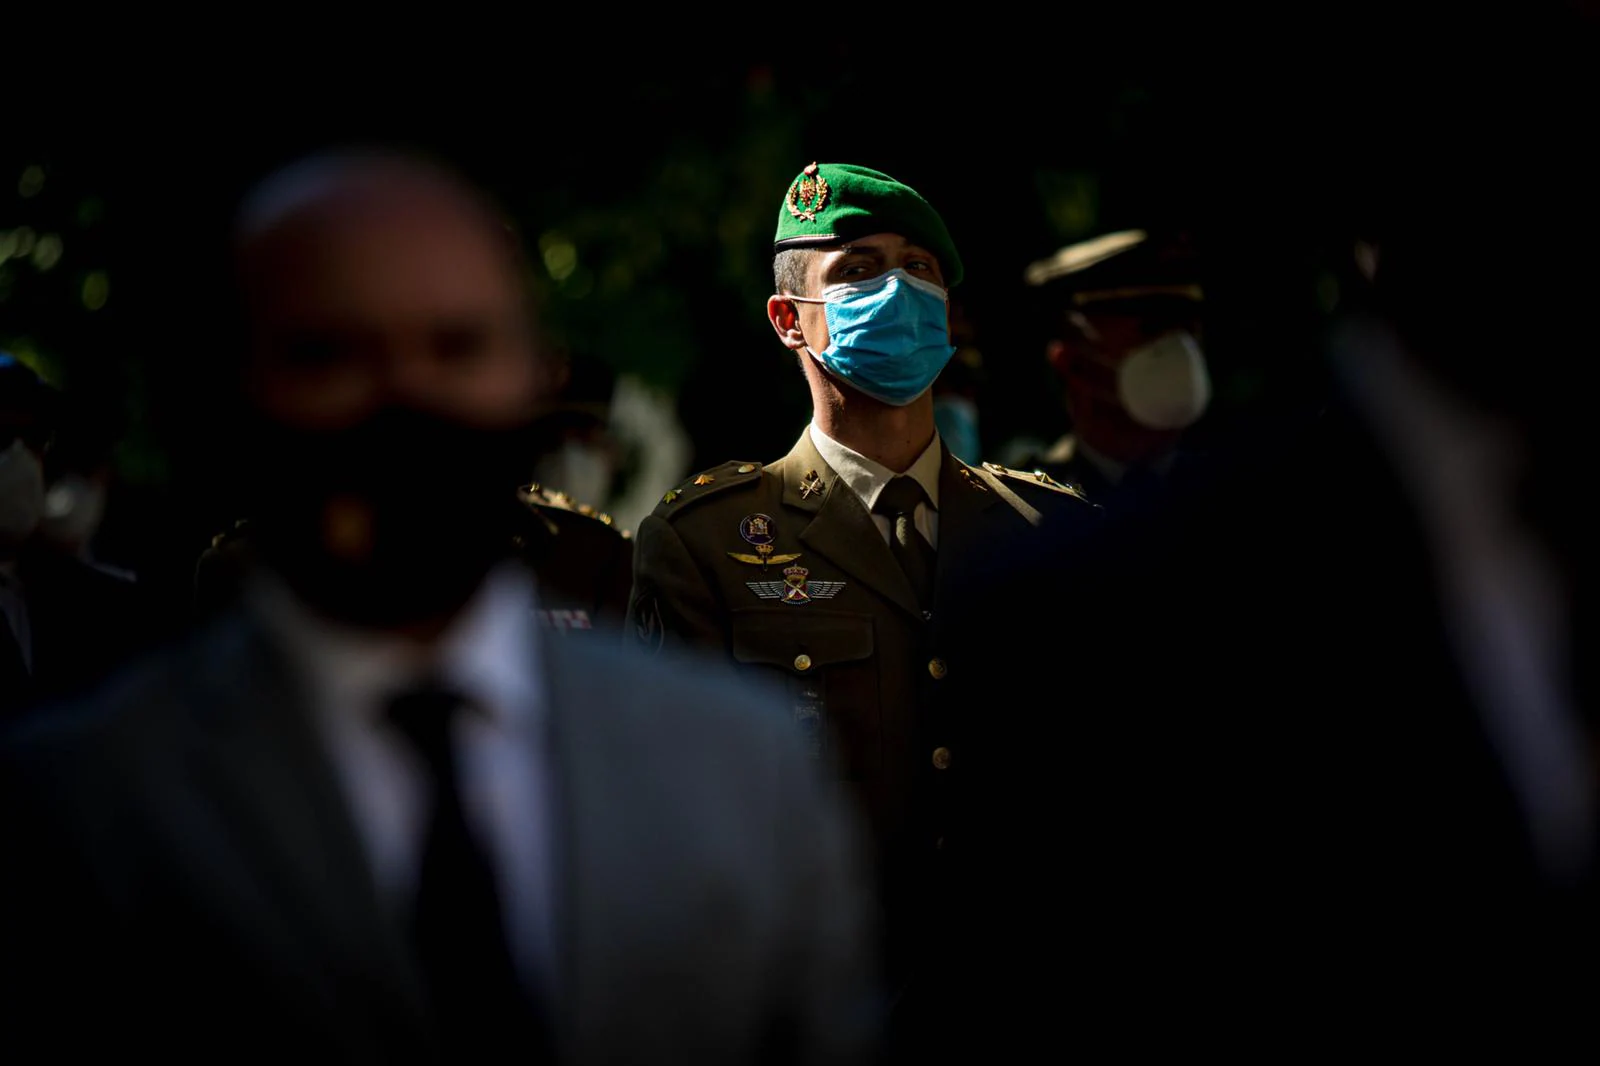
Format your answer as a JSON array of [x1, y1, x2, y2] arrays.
[[246, 561, 545, 731], [808, 422, 943, 513]]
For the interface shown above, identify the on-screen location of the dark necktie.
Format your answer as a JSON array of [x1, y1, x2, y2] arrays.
[[384, 682, 551, 1061], [873, 476, 936, 609]]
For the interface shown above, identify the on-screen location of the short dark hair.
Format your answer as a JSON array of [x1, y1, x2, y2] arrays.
[[773, 248, 817, 297]]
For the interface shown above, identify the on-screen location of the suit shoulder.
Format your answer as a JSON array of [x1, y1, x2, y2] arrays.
[[517, 483, 631, 541], [0, 617, 243, 766], [974, 461, 1096, 506], [646, 460, 767, 523]]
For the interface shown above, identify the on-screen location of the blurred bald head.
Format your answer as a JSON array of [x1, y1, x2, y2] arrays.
[[233, 149, 549, 433], [226, 148, 556, 630]]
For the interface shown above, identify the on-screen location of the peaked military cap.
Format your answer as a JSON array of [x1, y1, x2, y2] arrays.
[[773, 162, 964, 288], [1023, 228, 1202, 307]]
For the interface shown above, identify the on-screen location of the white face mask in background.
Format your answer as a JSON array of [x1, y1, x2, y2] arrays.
[[40, 472, 108, 553], [1117, 330, 1213, 431], [0, 439, 46, 553], [533, 439, 615, 512]]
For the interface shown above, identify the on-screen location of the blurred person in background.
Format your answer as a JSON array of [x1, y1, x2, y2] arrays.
[[35, 408, 126, 574], [0, 147, 879, 1065], [520, 356, 698, 538], [1012, 227, 1216, 513], [0, 353, 150, 721], [952, 29, 1600, 1048]]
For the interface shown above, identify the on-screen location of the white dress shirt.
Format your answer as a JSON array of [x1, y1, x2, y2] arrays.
[[247, 563, 558, 994], [808, 422, 943, 549]]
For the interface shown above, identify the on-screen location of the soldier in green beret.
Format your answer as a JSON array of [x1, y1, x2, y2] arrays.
[[625, 161, 1101, 1054]]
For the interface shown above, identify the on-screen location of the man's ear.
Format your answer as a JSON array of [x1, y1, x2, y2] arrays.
[[766, 295, 807, 351]]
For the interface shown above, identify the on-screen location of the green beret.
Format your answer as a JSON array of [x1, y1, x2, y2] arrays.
[[772, 162, 964, 288]]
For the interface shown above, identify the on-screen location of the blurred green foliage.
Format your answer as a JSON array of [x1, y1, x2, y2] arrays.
[[0, 40, 1414, 581]]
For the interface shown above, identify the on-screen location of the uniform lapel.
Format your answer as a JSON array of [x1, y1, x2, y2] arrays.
[[781, 430, 925, 619], [935, 449, 1008, 575]]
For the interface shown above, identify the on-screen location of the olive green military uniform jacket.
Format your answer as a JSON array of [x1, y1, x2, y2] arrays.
[[626, 428, 1096, 937], [509, 484, 634, 633]]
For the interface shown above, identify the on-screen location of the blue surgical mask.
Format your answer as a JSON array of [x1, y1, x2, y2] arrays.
[[790, 268, 956, 406]]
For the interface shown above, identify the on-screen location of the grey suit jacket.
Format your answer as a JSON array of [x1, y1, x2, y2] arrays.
[[0, 584, 879, 1065]]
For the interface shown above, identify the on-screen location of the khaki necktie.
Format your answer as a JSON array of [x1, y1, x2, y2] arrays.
[[873, 475, 936, 609]]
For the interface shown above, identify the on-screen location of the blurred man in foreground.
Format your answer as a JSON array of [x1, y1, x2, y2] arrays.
[[0, 148, 878, 1065]]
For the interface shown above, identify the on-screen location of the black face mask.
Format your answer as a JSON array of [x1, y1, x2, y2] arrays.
[[244, 406, 540, 628]]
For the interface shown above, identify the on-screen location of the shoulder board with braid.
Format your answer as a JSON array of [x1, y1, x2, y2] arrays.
[[647, 461, 767, 521]]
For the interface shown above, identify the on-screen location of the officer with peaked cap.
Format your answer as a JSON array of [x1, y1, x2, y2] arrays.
[[625, 161, 1101, 1059], [1018, 227, 1216, 513]]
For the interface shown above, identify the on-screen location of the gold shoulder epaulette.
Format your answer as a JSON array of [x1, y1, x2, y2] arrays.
[[651, 461, 766, 518], [518, 483, 623, 531], [519, 482, 573, 511], [209, 517, 251, 550], [979, 461, 1094, 504]]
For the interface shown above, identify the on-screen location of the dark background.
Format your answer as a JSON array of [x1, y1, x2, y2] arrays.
[[4, 7, 1596, 611]]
